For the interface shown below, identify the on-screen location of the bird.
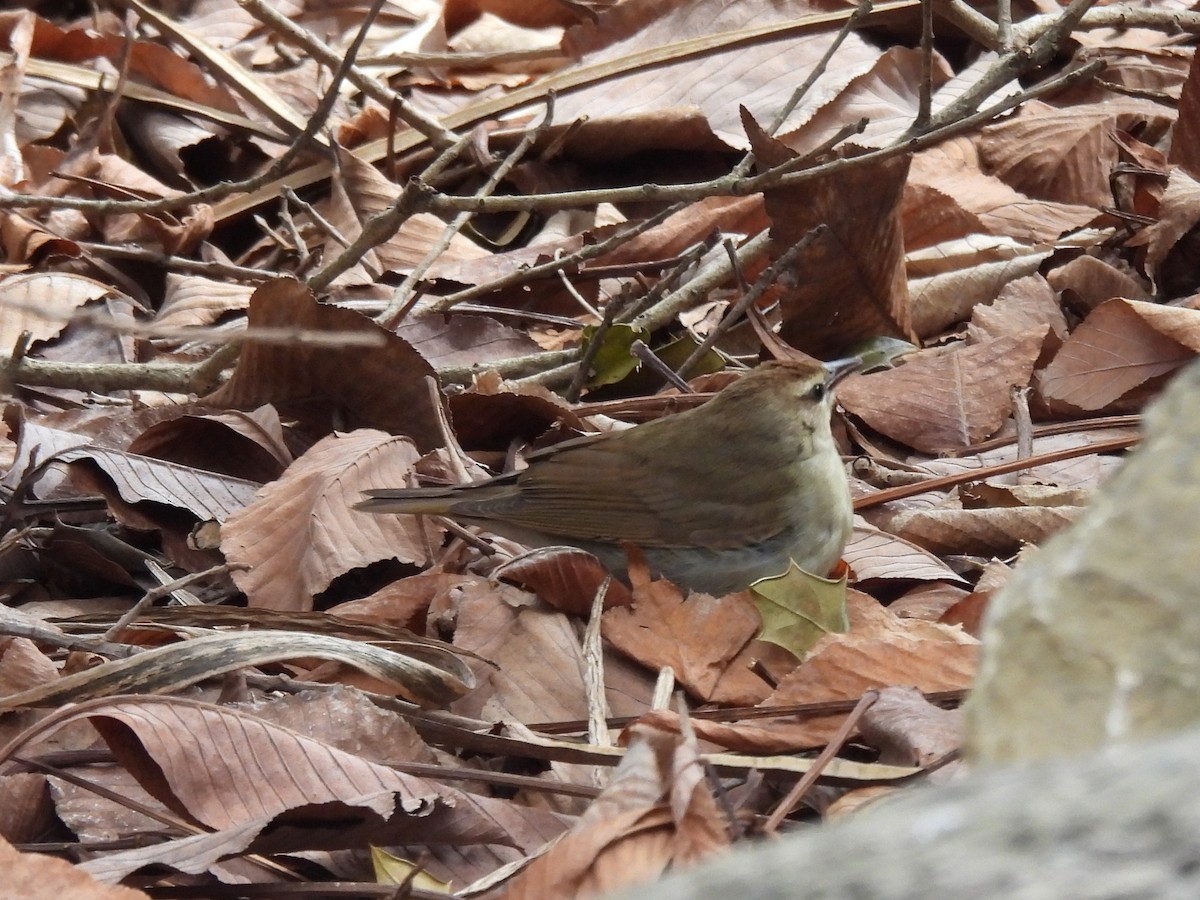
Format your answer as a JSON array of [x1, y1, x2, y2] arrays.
[[356, 357, 859, 595]]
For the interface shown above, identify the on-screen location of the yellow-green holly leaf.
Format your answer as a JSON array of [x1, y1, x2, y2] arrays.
[[751, 560, 849, 656]]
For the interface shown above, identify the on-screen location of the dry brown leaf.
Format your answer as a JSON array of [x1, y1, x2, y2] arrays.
[[26, 12, 242, 111], [449, 579, 593, 723], [222, 429, 439, 611], [54, 149, 212, 251], [893, 505, 1083, 558], [914, 429, 1135, 493], [0, 272, 114, 347], [0, 210, 81, 263], [1130, 166, 1200, 292], [395, 313, 542, 371], [10, 696, 568, 883], [0, 834, 147, 899], [843, 521, 965, 584], [0, 636, 57, 696], [0, 772, 54, 844], [602, 563, 764, 705], [1037, 298, 1200, 412], [858, 685, 961, 766], [59, 446, 261, 521], [234, 684, 442, 765], [887, 582, 973, 622], [331, 148, 490, 276], [444, 0, 583, 34], [205, 278, 443, 450], [940, 590, 991, 638], [1045, 255, 1152, 313], [907, 137, 1097, 246], [979, 98, 1175, 208], [554, 0, 880, 150], [908, 245, 1050, 337], [328, 570, 488, 632], [838, 329, 1047, 453], [497, 546, 635, 614], [966, 273, 1068, 343], [153, 273, 256, 332], [504, 711, 729, 898], [785, 46, 953, 152], [754, 591, 977, 748], [1169, 47, 1200, 179], [126, 405, 291, 483], [746, 111, 914, 357]]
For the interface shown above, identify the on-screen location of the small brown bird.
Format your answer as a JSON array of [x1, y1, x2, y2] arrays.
[[357, 357, 858, 595]]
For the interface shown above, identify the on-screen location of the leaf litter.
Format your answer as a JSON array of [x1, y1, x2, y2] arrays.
[[0, 0, 1196, 896]]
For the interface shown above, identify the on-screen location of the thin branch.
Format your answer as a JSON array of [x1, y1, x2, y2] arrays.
[[422, 202, 685, 314], [238, 0, 457, 148], [306, 132, 474, 293], [379, 94, 558, 326], [675, 227, 826, 380]]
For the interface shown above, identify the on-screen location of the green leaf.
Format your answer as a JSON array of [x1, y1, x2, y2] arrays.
[[751, 560, 849, 656], [582, 323, 650, 388], [372, 846, 452, 892], [842, 335, 917, 372], [654, 333, 726, 378]]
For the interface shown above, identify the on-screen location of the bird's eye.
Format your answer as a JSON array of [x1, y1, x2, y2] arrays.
[[809, 383, 826, 401]]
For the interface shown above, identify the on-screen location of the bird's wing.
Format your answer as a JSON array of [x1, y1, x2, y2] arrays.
[[464, 416, 794, 550]]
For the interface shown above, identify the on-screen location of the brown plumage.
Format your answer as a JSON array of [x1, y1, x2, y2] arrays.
[[357, 358, 858, 595]]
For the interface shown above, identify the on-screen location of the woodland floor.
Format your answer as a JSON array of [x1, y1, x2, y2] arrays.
[[0, 1, 1197, 898]]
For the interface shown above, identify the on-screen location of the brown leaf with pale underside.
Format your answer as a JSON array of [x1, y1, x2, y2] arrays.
[[222, 429, 440, 611], [837, 329, 1047, 453], [745, 110, 914, 358], [1037, 299, 1200, 412], [204, 278, 443, 450]]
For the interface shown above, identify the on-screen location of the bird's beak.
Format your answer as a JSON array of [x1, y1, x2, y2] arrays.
[[823, 357, 862, 387]]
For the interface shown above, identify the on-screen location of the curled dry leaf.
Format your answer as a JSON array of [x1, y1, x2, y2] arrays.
[[0, 630, 475, 711], [221, 429, 440, 611], [858, 685, 962, 767], [1037, 298, 1200, 412], [503, 710, 729, 898], [59, 447, 261, 521], [497, 546, 635, 614], [204, 278, 443, 451]]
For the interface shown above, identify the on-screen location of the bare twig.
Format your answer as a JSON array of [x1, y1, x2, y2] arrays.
[[630, 339, 694, 393], [675, 227, 826, 380], [584, 577, 613, 750], [761, 691, 879, 834], [379, 94, 559, 327], [238, 0, 457, 148], [307, 132, 476, 294]]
